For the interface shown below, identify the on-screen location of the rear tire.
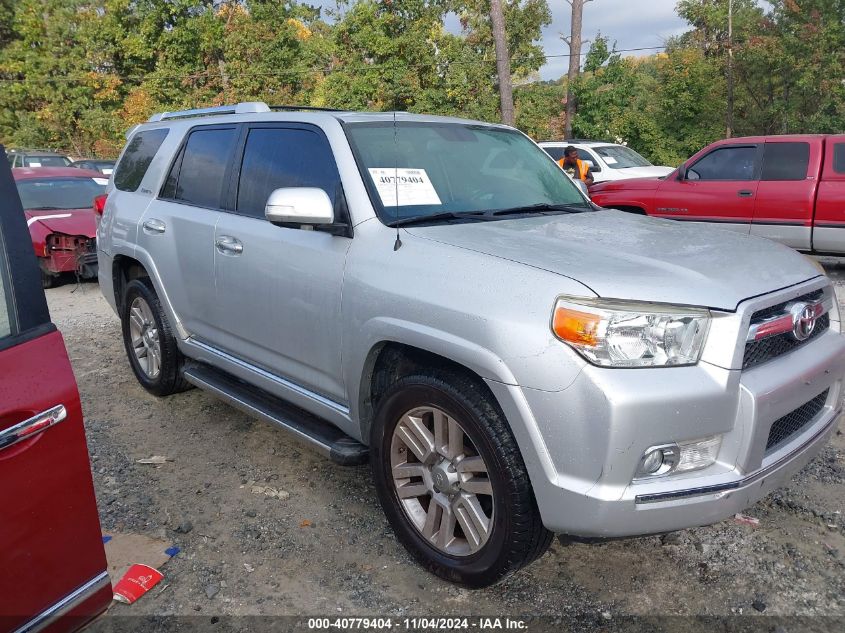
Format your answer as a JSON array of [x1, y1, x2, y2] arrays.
[[121, 278, 191, 396], [371, 369, 552, 588]]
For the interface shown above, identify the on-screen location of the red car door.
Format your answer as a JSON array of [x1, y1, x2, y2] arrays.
[[651, 142, 762, 233], [813, 135, 845, 254], [750, 138, 819, 251], [0, 152, 110, 632]]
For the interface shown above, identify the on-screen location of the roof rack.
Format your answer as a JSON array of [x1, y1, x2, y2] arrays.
[[146, 102, 351, 123], [148, 102, 271, 122], [268, 105, 349, 113]]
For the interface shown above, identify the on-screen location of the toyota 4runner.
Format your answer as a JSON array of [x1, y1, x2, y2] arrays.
[[98, 102, 845, 587]]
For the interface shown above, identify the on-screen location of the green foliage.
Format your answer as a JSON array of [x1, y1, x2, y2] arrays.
[[0, 0, 843, 162]]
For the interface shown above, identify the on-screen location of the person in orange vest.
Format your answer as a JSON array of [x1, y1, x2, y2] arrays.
[[557, 146, 594, 186]]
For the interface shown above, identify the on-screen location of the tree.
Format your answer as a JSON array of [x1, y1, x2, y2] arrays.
[[489, 0, 514, 124], [562, 0, 593, 138]]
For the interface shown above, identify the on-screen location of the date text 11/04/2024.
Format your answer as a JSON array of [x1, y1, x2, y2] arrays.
[[306, 617, 528, 630]]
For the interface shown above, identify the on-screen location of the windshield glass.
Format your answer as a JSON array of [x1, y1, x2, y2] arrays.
[[593, 145, 653, 169], [346, 122, 588, 224], [24, 155, 71, 167], [17, 177, 106, 210]]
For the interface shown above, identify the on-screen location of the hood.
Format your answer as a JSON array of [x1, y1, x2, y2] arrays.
[[25, 208, 97, 237], [591, 177, 663, 194], [610, 166, 675, 179], [406, 210, 820, 311]]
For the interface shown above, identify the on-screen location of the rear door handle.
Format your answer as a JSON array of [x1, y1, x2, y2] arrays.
[[0, 405, 67, 451], [737, 190, 754, 198], [142, 218, 166, 234], [215, 236, 243, 256]]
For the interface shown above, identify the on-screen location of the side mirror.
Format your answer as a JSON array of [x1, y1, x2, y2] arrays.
[[265, 188, 334, 226]]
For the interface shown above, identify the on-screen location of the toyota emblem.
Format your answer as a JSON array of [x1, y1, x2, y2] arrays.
[[789, 302, 818, 341]]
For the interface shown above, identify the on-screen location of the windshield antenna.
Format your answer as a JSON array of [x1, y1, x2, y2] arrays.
[[392, 98, 402, 250]]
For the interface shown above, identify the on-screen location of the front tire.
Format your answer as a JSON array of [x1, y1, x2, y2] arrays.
[[371, 370, 552, 587], [121, 278, 191, 396]]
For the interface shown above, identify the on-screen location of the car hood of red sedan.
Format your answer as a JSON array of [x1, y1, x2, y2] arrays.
[[25, 208, 97, 237]]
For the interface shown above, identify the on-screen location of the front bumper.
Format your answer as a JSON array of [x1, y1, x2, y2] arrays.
[[487, 285, 845, 537]]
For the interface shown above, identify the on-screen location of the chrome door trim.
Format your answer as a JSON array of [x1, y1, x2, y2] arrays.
[[0, 405, 67, 452], [188, 338, 350, 416], [13, 570, 110, 633]]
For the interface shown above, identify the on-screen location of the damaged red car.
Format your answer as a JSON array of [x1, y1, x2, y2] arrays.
[[13, 167, 106, 287]]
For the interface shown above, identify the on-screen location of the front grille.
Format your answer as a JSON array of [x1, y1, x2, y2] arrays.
[[766, 389, 829, 453], [744, 314, 829, 369], [743, 289, 829, 370]]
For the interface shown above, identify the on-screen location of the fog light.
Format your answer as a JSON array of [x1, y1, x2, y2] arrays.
[[640, 449, 664, 474], [634, 445, 678, 479], [634, 435, 721, 480], [676, 435, 722, 473]]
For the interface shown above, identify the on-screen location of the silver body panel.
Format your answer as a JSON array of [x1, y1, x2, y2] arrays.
[[99, 108, 845, 537]]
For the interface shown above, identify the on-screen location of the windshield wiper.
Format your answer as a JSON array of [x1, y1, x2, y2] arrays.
[[485, 203, 592, 217], [387, 211, 489, 228], [27, 206, 64, 210]]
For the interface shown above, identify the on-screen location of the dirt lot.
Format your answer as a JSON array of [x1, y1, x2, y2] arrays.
[[46, 263, 845, 628]]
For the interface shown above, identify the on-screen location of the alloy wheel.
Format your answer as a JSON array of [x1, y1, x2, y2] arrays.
[[390, 406, 494, 556], [128, 296, 161, 379]]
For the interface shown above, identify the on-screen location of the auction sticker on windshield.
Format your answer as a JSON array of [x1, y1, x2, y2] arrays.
[[368, 168, 442, 207]]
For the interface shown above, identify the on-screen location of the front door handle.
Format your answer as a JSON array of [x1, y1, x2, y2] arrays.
[[142, 218, 167, 234], [737, 190, 754, 198], [0, 405, 67, 451], [215, 236, 244, 256]]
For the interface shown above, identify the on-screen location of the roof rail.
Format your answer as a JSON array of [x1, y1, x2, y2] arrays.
[[148, 102, 270, 123], [268, 105, 349, 113]]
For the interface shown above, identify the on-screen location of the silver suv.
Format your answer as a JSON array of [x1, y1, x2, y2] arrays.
[[98, 102, 845, 587]]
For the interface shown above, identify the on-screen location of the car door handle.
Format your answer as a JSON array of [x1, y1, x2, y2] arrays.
[[142, 218, 167, 234], [215, 236, 243, 255], [0, 405, 67, 452], [737, 190, 754, 198]]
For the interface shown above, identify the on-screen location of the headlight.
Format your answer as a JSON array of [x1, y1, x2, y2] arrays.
[[551, 297, 710, 367]]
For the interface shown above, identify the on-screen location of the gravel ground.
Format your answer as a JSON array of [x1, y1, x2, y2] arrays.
[[43, 263, 845, 627]]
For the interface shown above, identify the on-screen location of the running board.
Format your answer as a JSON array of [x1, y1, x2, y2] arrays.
[[182, 363, 368, 466]]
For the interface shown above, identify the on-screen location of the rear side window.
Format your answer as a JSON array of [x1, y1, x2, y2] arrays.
[[688, 146, 757, 181], [834, 144, 845, 174], [236, 127, 341, 218], [761, 142, 810, 181], [114, 129, 169, 192], [172, 127, 238, 209]]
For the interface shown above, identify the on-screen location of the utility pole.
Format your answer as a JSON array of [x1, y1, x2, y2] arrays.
[[726, 0, 734, 138], [489, 0, 515, 126], [563, 0, 593, 139]]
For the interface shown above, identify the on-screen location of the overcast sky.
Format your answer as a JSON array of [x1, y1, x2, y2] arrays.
[[538, 0, 687, 79], [318, 1, 688, 81]]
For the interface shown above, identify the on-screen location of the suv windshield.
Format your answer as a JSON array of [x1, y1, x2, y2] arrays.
[[593, 145, 653, 169], [346, 122, 589, 224], [17, 177, 106, 210]]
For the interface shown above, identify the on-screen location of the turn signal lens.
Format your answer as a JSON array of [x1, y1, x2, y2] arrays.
[[552, 306, 601, 346]]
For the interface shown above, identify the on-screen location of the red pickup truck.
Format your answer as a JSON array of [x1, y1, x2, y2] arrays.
[[590, 134, 845, 255]]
